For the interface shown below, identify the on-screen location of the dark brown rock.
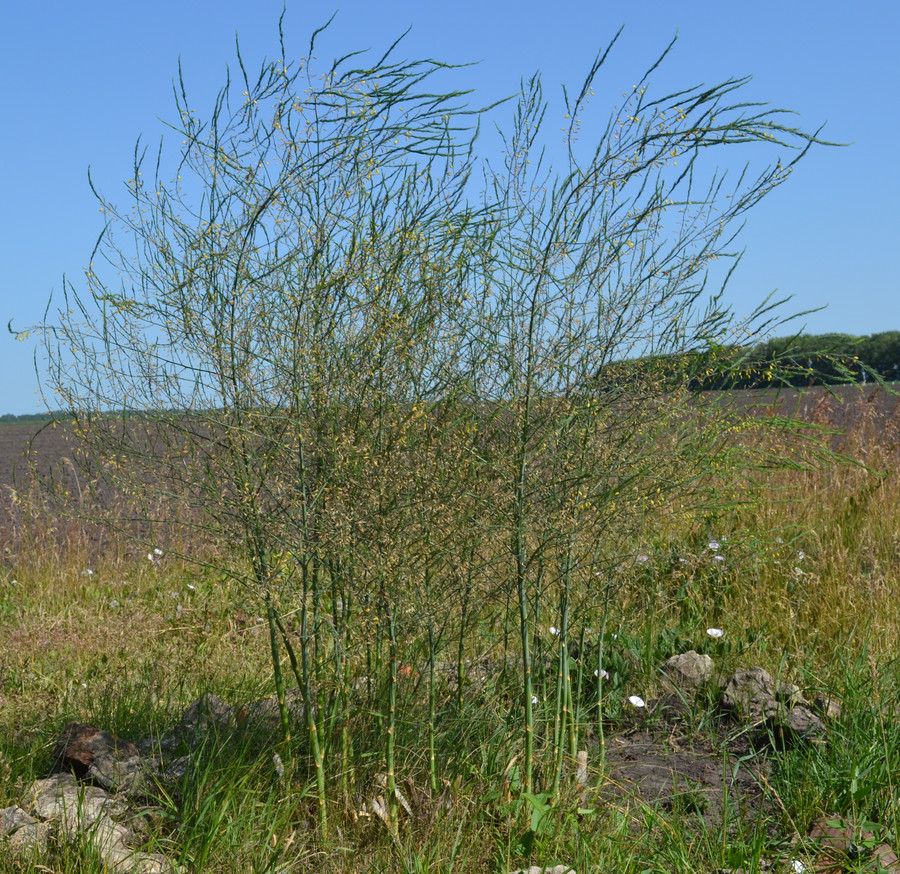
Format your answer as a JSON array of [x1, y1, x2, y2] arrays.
[[53, 723, 141, 778]]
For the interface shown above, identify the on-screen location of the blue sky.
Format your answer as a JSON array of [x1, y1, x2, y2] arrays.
[[2, 0, 897, 414]]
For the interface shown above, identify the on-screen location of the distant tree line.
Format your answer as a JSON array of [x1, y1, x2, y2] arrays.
[[0, 411, 65, 424], [686, 331, 900, 390]]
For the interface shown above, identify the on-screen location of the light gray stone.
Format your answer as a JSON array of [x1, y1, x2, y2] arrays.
[[722, 667, 778, 723], [0, 804, 37, 835], [4, 819, 52, 855], [510, 866, 576, 874], [662, 651, 715, 694]]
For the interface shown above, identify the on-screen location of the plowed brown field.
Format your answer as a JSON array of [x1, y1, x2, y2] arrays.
[[2, 385, 898, 493]]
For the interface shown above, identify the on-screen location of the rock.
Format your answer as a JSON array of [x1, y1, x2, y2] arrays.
[[51, 722, 150, 797], [0, 804, 38, 835], [813, 693, 843, 720], [868, 843, 900, 873], [722, 667, 824, 748], [234, 687, 305, 732], [808, 813, 856, 853], [0, 804, 53, 856], [722, 667, 778, 723], [175, 693, 236, 744], [26, 773, 128, 834], [661, 651, 715, 694], [806, 814, 900, 872], [776, 683, 806, 707], [6, 820, 53, 854], [18, 774, 173, 874], [136, 693, 235, 759], [510, 867, 576, 874], [54, 723, 142, 778], [783, 705, 826, 738]]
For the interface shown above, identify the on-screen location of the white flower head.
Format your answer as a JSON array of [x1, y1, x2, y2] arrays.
[[713, 554, 726, 563], [82, 569, 94, 576], [707, 540, 720, 551], [635, 553, 650, 564], [531, 695, 539, 705], [791, 861, 806, 874], [186, 584, 196, 591], [549, 626, 560, 636], [153, 547, 164, 556], [594, 668, 609, 680], [706, 628, 724, 638], [628, 695, 646, 708], [797, 550, 805, 561]]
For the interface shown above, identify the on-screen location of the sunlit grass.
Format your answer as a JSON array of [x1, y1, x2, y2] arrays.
[[2, 392, 899, 872]]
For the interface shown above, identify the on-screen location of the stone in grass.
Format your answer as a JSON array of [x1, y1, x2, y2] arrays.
[[20, 774, 173, 874], [53, 723, 149, 797], [721, 667, 779, 723], [1, 804, 38, 835], [136, 692, 236, 758], [510, 867, 576, 874], [661, 651, 715, 695], [722, 667, 825, 747], [26, 773, 128, 834], [807, 814, 900, 873], [813, 692, 843, 721], [0, 804, 53, 856]]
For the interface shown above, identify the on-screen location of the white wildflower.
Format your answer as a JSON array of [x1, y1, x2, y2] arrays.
[[706, 628, 724, 638], [594, 668, 609, 680], [628, 695, 646, 708]]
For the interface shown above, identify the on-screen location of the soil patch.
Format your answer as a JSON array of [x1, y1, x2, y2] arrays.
[[600, 726, 771, 830]]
